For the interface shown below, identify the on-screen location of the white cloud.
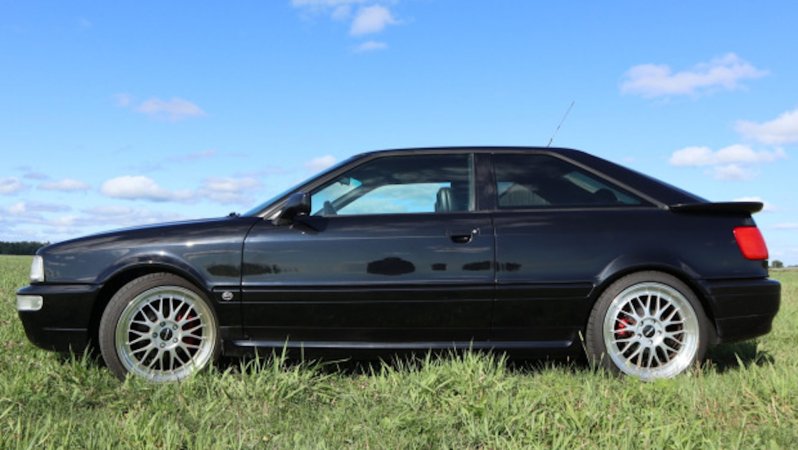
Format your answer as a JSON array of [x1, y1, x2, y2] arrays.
[[669, 145, 786, 166], [23, 171, 49, 180], [291, 1, 400, 49], [736, 108, 798, 145], [101, 172, 264, 205], [81, 206, 184, 227], [291, 0, 370, 23], [291, 0, 368, 14], [7, 202, 26, 215], [305, 155, 337, 172], [6, 201, 71, 216], [33, 202, 71, 213], [350, 5, 397, 36], [669, 144, 785, 181], [668, 146, 714, 166], [712, 164, 753, 181], [774, 223, 798, 230], [38, 178, 91, 192], [0, 177, 26, 195], [115, 93, 205, 121], [49, 215, 79, 228], [331, 5, 352, 20], [621, 53, 767, 98], [136, 97, 206, 121], [291, 0, 366, 6], [199, 177, 261, 204], [733, 196, 775, 212], [101, 175, 193, 202], [3, 203, 185, 237], [114, 93, 133, 107], [354, 40, 388, 52]]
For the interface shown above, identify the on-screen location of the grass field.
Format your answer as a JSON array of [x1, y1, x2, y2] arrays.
[[1, 255, 796, 448]]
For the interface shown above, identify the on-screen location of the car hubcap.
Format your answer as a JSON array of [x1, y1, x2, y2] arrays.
[[603, 282, 699, 380], [115, 286, 216, 382]]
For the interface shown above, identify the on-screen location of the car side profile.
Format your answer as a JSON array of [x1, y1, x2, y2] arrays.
[[16, 147, 780, 382]]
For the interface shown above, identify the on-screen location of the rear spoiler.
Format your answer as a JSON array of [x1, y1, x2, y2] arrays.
[[669, 201, 763, 215]]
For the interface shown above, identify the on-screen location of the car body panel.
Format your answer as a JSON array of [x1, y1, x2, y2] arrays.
[[15, 147, 780, 360], [241, 213, 495, 342]]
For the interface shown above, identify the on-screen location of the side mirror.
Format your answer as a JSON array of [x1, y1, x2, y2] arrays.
[[277, 192, 311, 223]]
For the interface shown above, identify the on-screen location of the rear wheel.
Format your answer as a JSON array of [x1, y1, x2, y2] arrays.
[[585, 271, 710, 380], [99, 273, 220, 382]]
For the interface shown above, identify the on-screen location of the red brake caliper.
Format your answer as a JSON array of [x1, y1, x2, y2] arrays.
[[615, 317, 633, 338], [175, 309, 201, 349]]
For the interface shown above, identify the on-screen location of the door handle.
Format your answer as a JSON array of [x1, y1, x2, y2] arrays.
[[448, 228, 479, 244]]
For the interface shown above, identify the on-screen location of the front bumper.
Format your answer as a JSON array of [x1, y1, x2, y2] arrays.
[[700, 278, 781, 344], [16, 283, 101, 353]]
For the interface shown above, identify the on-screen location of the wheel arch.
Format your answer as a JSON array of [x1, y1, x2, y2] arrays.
[[87, 262, 209, 352], [591, 256, 719, 343]]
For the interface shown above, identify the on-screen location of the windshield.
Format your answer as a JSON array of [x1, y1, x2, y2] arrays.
[[242, 155, 356, 216], [242, 182, 304, 217]]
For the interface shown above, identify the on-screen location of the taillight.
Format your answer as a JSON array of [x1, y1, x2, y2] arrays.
[[733, 226, 769, 260]]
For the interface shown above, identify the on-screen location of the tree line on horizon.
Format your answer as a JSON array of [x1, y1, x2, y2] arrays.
[[0, 241, 49, 255]]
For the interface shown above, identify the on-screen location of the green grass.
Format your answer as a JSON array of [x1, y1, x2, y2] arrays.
[[1, 255, 796, 448]]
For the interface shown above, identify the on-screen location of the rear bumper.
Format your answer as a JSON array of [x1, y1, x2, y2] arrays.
[[701, 278, 780, 344], [16, 283, 100, 353]]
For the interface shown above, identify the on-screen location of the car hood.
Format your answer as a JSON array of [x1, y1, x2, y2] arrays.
[[38, 216, 261, 284], [40, 217, 254, 253]]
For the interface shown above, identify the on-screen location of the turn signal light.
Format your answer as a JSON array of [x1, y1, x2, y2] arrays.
[[733, 226, 769, 260]]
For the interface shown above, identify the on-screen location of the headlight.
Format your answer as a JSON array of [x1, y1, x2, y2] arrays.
[[30, 255, 44, 283]]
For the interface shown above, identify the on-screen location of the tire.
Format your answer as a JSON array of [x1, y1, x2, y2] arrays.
[[98, 273, 220, 382], [585, 271, 710, 380]]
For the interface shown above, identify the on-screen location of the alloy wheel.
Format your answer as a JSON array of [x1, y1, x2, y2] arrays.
[[114, 286, 217, 382], [602, 282, 700, 380]]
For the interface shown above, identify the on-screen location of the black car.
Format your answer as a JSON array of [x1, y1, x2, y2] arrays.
[[16, 147, 780, 382]]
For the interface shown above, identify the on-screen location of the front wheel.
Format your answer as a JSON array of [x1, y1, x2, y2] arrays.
[[99, 273, 220, 382], [585, 271, 710, 380]]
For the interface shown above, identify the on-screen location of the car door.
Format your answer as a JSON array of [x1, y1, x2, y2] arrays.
[[241, 152, 494, 346], [489, 152, 655, 347]]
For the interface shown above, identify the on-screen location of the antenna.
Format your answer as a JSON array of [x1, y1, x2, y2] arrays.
[[546, 100, 575, 147]]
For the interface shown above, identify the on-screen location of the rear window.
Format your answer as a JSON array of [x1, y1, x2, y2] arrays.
[[493, 154, 646, 209]]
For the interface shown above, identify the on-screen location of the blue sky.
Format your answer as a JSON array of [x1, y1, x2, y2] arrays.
[[1, 1, 797, 263]]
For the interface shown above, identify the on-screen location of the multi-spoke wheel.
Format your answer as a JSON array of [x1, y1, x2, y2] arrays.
[[99, 273, 219, 382], [585, 271, 710, 380]]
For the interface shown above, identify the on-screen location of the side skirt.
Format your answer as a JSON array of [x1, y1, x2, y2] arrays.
[[222, 338, 579, 358]]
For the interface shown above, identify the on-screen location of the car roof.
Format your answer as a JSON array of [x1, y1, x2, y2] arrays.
[[356, 146, 585, 158]]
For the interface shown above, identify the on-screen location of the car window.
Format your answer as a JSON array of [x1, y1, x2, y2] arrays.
[[493, 154, 644, 209], [311, 154, 474, 216]]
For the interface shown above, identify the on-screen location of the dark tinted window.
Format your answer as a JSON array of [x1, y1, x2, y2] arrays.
[[493, 154, 644, 209], [311, 154, 474, 216]]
